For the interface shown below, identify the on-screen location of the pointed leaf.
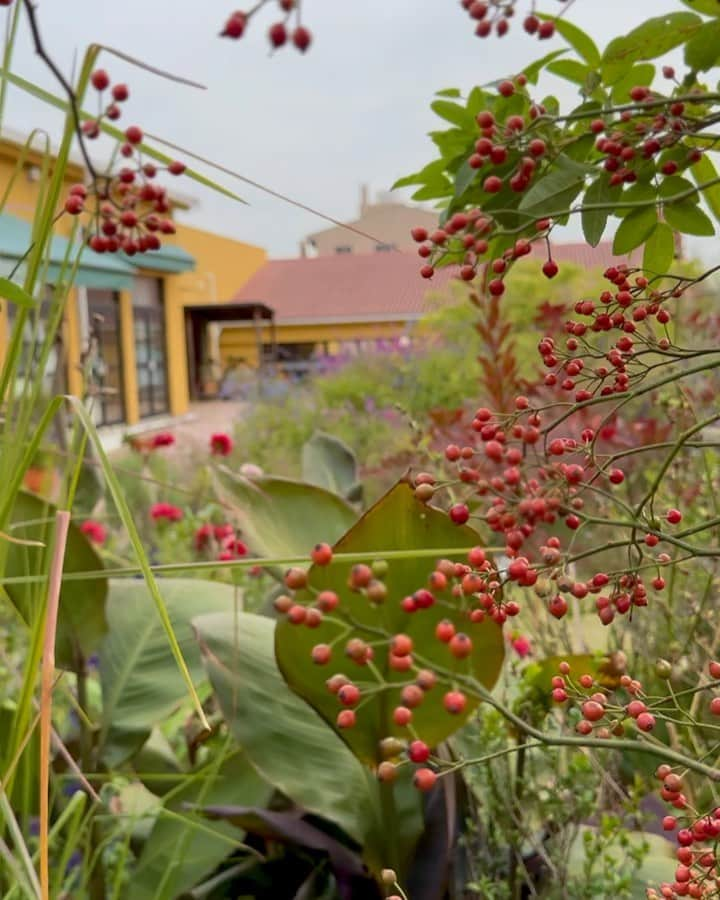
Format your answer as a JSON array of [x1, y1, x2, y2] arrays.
[[643, 222, 676, 276], [685, 17, 720, 69], [275, 481, 505, 765], [302, 432, 360, 502], [521, 48, 568, 85], [0, 278, 35, 309], [690, 153, 720, 223], [98, 579, 238, 766], [546, 59, 592, 87], [519, 154, 590, 216], [430, 100, 475, 130], [612, 206, 658, 254], [601, 13, 703, 83], [193, 610, 381, 848], [582, 177, 620, 246], [538, 15, 600, 66], [213, 471, 356, 558], [664, 201, 715, 236]]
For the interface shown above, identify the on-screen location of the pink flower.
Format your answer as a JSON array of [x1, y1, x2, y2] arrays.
[[210, 432, 233, 456], [194, 523, 213, 551], [80, 520, 107, 545], [150, 502, 183, 523], [151, 432, 175, 448], [511, 636, 532, 658]]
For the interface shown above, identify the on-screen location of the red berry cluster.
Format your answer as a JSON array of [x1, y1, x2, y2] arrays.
[[460, 0, 562, 40], [551, 660, 657, 735], [221, 1, 312, 52], [63, 69, 186, 256]]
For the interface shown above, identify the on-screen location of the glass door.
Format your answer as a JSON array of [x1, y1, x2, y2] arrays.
[[133, 277, 168, 418], [86, 289, 125, 426]]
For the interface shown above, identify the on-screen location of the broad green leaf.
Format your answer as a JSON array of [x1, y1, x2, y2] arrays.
[[610, 63, 656, 104], [568, 827, 676, 892], [466, 85, 487, 117], [0, 278, 35, 309], [664, 200, 716, 235], [547, 59, 592, 87], [194, 610, 384, 849], [453, 158, 477, 200], [213, 471, 356, 559], [5, 492, 107, 670], [430, 100, 475, 130], [275, 481, 505, 765], [643, 222, 676, 276], [581, 177, 620, 246], [522, 48, 568, 85], [131, 750, 271, 900], [435, 88, 461, 98], [685, 18, 720, 69], [538, 15, 600, 66], [97, 579, 238, 766], [601, 13, 703, 83], [681, 0, 720, 17], [612, 206, 658, 254], [691, 153, 720, 222], [301, 431, 360, 502], [519, 154, 591, 216], [659, 175, 698, 202], [392, 158, 449, 191]]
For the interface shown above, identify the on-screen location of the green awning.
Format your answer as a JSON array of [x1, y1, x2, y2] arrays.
[[0, 213, 138, 290], [126, 242, 196, 274]]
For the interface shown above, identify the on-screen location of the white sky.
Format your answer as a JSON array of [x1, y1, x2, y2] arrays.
[[2, 0, 699, 260]]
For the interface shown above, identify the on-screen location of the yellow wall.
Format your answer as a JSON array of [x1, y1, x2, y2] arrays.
[[159, 224, 267, 416], [220, 320, 409, 367]]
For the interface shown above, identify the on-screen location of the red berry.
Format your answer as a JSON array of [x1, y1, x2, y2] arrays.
[[64, 195, 84, 215], [311, 542, 333, 566], [168, 160, 186, 176], [629, 85, 650, 101], [284, 567, 308, 590], [222, 12, 246, 38], [125, 125, 143, 144], [337, 709, 356, 729], [581, 700, 604, 722], [393, 706, 412, 726], [498, 80, 514, 98], [635, 712, 656, 732], [524, 15, 539, 34], [538, 20, 554, 39], [711, 698, 720, 716], [488, 279, 505, 297], [408, 740, 430, 763], [401, 684, 424, 708], [609, 468, 625, 484], [528, 138, 546, 157], [269, 22, 288, 47], [710, 661, 720, 680], [292, 26, 312, 52], [91, 69, 110, 91], [542, 259, 558, 279], [311, 644, 332, 665], [411, 226, 428, 242], [449, 632, 473, 659], [666, 508, 682, 525], [435, 619, 455, 642], [483, 175, 503, 193], [420, 264, 435, 279], [449, 503, 470, 525], [111, 83, 129, 102], [443, 690, 467, 714], [338, 684, 361, 707], [413, 767, 437, 792], [460, 264, 476, 281]]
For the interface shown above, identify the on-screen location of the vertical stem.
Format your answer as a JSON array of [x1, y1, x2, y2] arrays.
[[508, 739, 527, 900], [39, 510, 70, 900], [379, 780, 400, 876]]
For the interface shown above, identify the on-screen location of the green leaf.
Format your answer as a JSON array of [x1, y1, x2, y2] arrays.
[[519, 154, 591, 216], [612, 206, 658, 254], [275, 481, 505, 765], [194, 610, 384, 849], [435, 88, 461, 98], [430, 100, 475, 130], [685, 18, 720, 69], [5, 492, 107, 670], [581, 177, 620, 247], [466, 86, 487, 117], [664, 200, 716, 235], [213, 471, 356, 559], [453, 158, 477, 201], [538, 15, 600, 66], [643, 222, 676, 276], [302, 431, 360, 503], [392, 158, 449, 191], [130, 750, 271, 900], [601, 13, 703, 83], [521, 48, 568, 85], [610, 63, 656, 104], [659, 175, 698, 202], [97, 579, 238, 766], [680, 0, 720, 17], [0, 278, 35, 309], [690, 153, 720, 222], [546, 59, 592, 87]]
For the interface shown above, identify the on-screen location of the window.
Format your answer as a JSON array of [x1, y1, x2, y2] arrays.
[[6, 286, 67, 398], [334, 245, 352, 254], [375, 242, 396, 252], [133, 276, 169, 418], [86, 289, 125, 426]]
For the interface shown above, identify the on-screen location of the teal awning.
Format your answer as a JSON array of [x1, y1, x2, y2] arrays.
[[126, 242, 196, 274], [0, 213, 137, 290]]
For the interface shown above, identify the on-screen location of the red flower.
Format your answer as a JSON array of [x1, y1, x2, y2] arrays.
[[151, 431, 175, 448], [217, 549, 235, 561], [232, 539, 248, 557], [213, 523, 234, 542], [194, 523, 213, 551], [80, 519, 107, 545], [150, 502, 183, 522], [210, 432, 233, 456]]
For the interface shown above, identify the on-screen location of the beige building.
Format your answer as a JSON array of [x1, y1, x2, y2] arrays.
[[301, 186, 438, 256]]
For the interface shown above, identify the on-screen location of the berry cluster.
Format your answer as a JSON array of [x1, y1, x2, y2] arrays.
[[194, 522, 248, 561], [63, 69, 186, 256], [221, 1, 312, 52], [460, 0, 564, 40]]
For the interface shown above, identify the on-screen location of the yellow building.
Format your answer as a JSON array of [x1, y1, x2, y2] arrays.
[[0, 135, 266, 439]]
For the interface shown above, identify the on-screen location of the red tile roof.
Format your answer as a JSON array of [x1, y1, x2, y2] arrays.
[[230, 242, 633, 324]]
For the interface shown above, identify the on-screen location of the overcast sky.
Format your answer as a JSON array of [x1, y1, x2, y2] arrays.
[[2, 0, 691, 259]]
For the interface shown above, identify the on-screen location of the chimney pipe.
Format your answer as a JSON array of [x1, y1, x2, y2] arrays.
[[360, 184, 369, 215]]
